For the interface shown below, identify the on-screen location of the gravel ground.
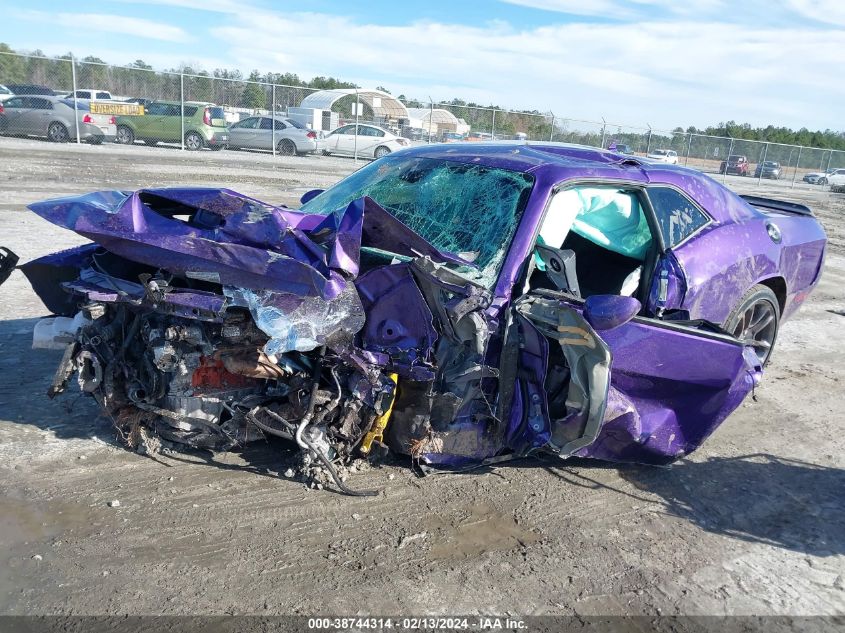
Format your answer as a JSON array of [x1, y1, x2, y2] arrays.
[[0, 137, 843, 617]]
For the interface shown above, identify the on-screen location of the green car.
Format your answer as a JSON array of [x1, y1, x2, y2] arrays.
[[115, 101, 229, 150]]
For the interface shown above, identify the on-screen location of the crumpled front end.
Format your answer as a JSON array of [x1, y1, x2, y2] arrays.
[[19, 187, 531, 491]]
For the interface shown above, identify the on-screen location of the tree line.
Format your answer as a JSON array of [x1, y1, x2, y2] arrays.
[[1, 42, 843, 156]]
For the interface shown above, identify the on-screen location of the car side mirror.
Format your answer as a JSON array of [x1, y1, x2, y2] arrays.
[[583, 295, 641, 331], [300, 189, 324, 205], [534, 244, 580, 298]]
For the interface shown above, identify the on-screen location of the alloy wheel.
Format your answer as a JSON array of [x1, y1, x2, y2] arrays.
[[731, 299, 778, 364]]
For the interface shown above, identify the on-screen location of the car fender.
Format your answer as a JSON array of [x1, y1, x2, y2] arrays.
[[674, 221, 784, 324]]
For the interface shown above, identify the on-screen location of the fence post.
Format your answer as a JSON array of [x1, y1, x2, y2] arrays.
[[428, 98, 434, 144], [600, 117, 607, 149], [791, 146, 802, 189], [180, 73, 185, 151], [825, 150, 833, 175], [70, 54, 80, 144], [684, 133, 693, 167], [549, 114, 555, 142], [271, 84, 276, 157], [722, 138, 734, 184], [757, 143, 769, 185], [645, 126, 653, 155], [491, 108, 496, 139], [354, 89, 360, 163]]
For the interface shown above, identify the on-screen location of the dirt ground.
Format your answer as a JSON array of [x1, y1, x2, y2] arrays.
[[0, 138, 843, 618]]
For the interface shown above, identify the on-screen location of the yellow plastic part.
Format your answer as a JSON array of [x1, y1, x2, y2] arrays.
[[359, 373, 399, 455]]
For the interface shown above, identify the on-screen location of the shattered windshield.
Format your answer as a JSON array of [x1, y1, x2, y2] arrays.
[[299, 156, 534, 286]]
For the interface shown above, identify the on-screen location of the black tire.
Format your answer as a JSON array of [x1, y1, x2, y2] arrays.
[[116, 125, 135, 145], [184, 131, 204, 151], [0, 116, 7, 134], [819, 177, 828, 185], [48, 122, 69, 143], [277, 139, 296, 156], [374, 146, 391, 159], [725, 284, 780, 366], [322, 149, 331, 156]]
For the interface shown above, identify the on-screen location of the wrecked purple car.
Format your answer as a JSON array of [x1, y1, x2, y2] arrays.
[[3, 143, 826, 493]]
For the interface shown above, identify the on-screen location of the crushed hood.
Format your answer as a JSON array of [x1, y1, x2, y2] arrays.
[[27, 187, 466, 300]]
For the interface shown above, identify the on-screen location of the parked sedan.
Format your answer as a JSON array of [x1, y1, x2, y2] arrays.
[[826, 168, 845, 192], [807, 168, 845, 186], [322, 123, 409, 159], [227, 116, 321, 155], [754, 161, 782, 179], [646, 149, 678, 164], [0, 96, 115, 143]]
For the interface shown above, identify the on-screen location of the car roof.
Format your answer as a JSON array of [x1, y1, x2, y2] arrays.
[[396, 142, 755, 224]]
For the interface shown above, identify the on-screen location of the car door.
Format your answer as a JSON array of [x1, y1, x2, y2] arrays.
[[134, 102, 165, 139], [356, 125, 384, 157], [509, 289, 760, 465], [1, 96, 32, 134], [29, 97, 55, 136], [330, 125, 355, 154], [161, 103, 186, 142], [257, 117, 280, 150], [228, 117, 260, 149], [18, 97, 53, 135]]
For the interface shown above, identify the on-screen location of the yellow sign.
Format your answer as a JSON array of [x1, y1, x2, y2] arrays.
[[90, 102, 145, 116]]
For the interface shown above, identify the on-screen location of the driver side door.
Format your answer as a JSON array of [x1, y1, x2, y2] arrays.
[[229, 117, 260, 149], [510, 289, 760, 466]]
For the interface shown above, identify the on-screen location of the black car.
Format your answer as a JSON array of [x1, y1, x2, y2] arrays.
[[754, 161, 782, 179], [5, 84, 57, 96]]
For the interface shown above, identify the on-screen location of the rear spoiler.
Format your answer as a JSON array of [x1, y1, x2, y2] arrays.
[[740, 194, 814, 217]]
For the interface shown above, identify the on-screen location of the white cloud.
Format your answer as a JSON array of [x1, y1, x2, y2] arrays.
[[112, 0, 241, 13], [14, 10, 190, 42], [500, 0, 726, 19], [208, 10, 845, 131], [785, 0, 845, 26]]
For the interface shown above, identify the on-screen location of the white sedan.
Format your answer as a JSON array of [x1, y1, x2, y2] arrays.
[[322, 123, 409, 159], [646, 149, 678, 164], [827, 168, 845, 191]]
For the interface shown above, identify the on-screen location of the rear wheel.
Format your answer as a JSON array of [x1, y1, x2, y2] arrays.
[[277, 139, 296, 156], [374, 146, 391, 159], [116, 125, 135, 145], [48, 122, 69, 143], [725, 284, 780, 365], [184, 131, 204, 151], [322, 149, 331, 156], [819, 177, 828, 185]]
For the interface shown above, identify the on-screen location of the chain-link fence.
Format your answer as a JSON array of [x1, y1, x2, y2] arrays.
[[2, 49, 844, 190]]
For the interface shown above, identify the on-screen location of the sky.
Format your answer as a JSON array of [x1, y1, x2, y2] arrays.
[[3, 0, 844, 131]]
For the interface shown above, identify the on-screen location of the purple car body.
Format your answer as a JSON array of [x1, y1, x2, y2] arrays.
[[6, 143, 826, 485]]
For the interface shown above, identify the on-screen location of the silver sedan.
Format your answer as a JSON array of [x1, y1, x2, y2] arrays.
[[0, 95, 116, 143], [227, 116, 321, 155]]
